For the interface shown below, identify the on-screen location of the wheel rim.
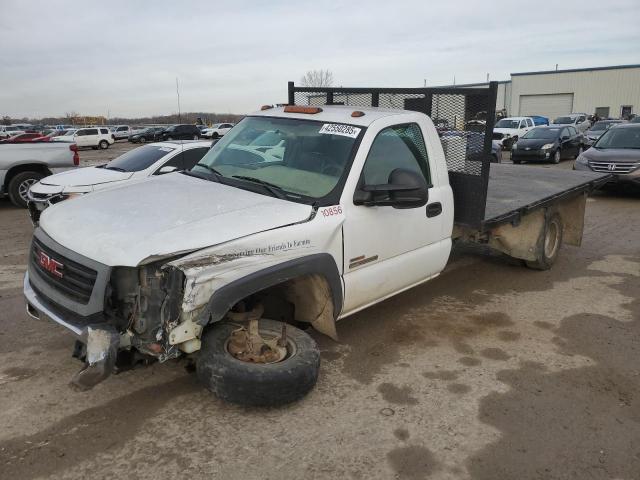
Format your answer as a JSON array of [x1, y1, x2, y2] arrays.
[[544, 220, 560, 259], [193, 135, 198, 140], [100, 141, 107, 149], [225, 328, 297, 365], [555, 150, 560, 162], [18, 178, 37, 202], [140, 137, 145, 143]]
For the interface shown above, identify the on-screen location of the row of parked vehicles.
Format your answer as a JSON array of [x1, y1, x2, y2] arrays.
[[0, 122, 236, 147]]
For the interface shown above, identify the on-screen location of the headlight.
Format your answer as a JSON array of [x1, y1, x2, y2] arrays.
[[575, 155, 588, 165], [541, 143, 555, 150]]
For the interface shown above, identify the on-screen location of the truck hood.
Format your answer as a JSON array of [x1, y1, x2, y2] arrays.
[[35, 166, 134, 192], [39, 173, 313, 266], [581, 147, 640, 163], [493, 128, 517, 135]]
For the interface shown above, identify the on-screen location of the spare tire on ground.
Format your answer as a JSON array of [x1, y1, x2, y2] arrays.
[[196, 319, 320, 406]]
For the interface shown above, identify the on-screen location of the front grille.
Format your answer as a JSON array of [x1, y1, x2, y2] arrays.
[[30, 237, 97, 304], [589, 161, 639, 174]]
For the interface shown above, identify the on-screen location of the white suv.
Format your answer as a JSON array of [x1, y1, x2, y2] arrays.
[[111, 125, 132, 140], [202, 123, 234, 139], [53, 127, 115, 149], [493, 116, 535, 149], [552, 114, 590, 133]]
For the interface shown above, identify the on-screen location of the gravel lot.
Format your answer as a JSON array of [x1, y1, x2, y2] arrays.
[[0, 147, 638, 479]]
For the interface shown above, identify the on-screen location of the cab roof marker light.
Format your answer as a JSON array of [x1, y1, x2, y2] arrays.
[[351, 111, 365, 118], [283, 106, 323, 114]]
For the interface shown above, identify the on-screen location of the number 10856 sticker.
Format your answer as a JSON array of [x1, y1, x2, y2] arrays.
[[321, 205, 343, 217]]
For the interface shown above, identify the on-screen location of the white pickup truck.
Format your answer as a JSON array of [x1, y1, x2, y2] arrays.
[[23, 84, 608, 405], [0, 142, 79, 207]]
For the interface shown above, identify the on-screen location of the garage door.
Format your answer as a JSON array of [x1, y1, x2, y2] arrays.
[[518, 93, 574, 120]]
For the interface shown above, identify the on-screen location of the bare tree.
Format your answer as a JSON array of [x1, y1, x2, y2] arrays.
[[1, 116, 11, 126], [300, 70, 334, 88]]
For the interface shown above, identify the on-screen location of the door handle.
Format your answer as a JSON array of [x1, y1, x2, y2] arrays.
[[426, 202, 442, 217]]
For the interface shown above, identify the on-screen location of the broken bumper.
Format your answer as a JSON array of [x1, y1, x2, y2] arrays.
[[24, 271, 83, 336]]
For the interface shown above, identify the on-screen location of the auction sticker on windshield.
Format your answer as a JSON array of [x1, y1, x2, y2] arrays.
[[319, 123, 361, 138]]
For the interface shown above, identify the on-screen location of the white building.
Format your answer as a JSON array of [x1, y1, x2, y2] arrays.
[[451, 64, 640, 121]]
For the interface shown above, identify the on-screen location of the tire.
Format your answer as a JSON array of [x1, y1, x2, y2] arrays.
[[196, 319, 320, 406], [526, 213, 563, 270], [167, 136, 174, 141], [8, 171, 44, 208], [211, 132, 219, 139], [99, 140, 109, 150], [139, 137, 146, 143], [193, 134, 199, 140], [512, 159, 522, 165], [552, 149, 561, 164]]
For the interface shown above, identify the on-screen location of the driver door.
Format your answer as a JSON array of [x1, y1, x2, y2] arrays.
[[341, 123, 448, 315]]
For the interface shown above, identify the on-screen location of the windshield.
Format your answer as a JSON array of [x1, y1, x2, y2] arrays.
[[589, 122, 610, 132], [495, 119, 520, 129], [522, 128, 560, 139], [105, 145, 175, 171], [553, 116, 574, 124], [193, 116, 362, 201], [594, 127, 640, 149]]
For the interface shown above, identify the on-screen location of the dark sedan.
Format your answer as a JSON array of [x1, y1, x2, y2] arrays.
[[511, 125, 583, 164], [584, 120, 626, 147], [574, 123, 640, 187], [129, 127, 166, 143]]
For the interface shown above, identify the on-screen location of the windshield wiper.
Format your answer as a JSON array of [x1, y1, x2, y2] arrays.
[[104, 166, 127, 172], [231, 175, 287, 199], [195, 163, 223, 176]]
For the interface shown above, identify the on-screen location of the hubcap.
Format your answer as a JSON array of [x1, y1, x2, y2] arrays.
[[18, 178, 37, 202], [555, 151, 560, 162], [544, 220, 560, 259]]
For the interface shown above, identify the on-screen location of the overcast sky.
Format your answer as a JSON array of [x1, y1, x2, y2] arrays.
[[1, 0, 638, 118]]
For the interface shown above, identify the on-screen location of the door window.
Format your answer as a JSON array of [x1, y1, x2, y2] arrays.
[[85, 128, 99, 135], [182, 147, 209, 170], [100, 128, 109, 134], [76, 129, 88, 136], [361, 124, 430, 186]]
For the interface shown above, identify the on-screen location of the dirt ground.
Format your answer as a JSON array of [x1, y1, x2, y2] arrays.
[[0, 148, 638, 480]]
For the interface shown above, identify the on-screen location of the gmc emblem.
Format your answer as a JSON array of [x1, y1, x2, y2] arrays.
[[38, 251, 64, 278]]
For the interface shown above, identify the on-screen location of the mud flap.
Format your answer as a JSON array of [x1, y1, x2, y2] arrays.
[[70, 325, 119, 391]]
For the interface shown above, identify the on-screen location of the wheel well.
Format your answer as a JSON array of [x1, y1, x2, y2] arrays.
[[231, 274, 339, 340], [4, 164, 51, 191]]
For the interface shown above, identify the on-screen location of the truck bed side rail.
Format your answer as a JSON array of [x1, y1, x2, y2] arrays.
[[287, 81, 499, 228]]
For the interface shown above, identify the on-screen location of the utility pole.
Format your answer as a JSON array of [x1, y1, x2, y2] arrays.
[[176, 77, 181, 122], [423, 78, 427, 87]]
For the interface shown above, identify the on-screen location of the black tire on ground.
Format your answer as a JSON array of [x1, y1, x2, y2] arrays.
[[552, 149, 561, 164], [139, 137, 146, 143], [526, 213, 563, 270], [212, 132, 219, 139], [196, 319, 320, 406], [513, 159, 522, 164], [8, 171, 44, 208], [99, 140, 109, 149]]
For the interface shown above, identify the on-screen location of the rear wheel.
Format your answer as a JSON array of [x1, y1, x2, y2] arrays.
[[8, 171, 44, 208], [526, 213, 563, 270], [99, 140, 109, 150], [196, 319, 320, 406]]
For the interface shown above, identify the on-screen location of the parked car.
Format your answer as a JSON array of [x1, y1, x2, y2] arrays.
[[111, 125, 132, 140], [629, 116, 640, 124], [492, 117, 535, 149], [160, 124, 201, 141], [0, 133, 45, 143], [0, 125, 25, 139], [584, 120, 626, 147], [512, 125, 584, 164], [0, 142, 79, 207], [52, 127, 115, 149], [440, 130, 503, 162], [27, 141, 211, 222], [202, 123, 234, 139], [129, 127, 166, 143], [574, 123, 640, 186], [553, 114, 590, 133], [530, 115, 549, 126]]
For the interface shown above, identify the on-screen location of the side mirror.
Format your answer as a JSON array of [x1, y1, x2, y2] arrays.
[[354, 168, 429, 209], [158, 165, 178, 174]]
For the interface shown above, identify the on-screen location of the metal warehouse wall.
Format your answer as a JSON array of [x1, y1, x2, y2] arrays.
[[510, 66, 640, 119]]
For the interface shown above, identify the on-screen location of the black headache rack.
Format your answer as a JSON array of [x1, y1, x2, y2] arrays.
[[288, 81, 499, 229]]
